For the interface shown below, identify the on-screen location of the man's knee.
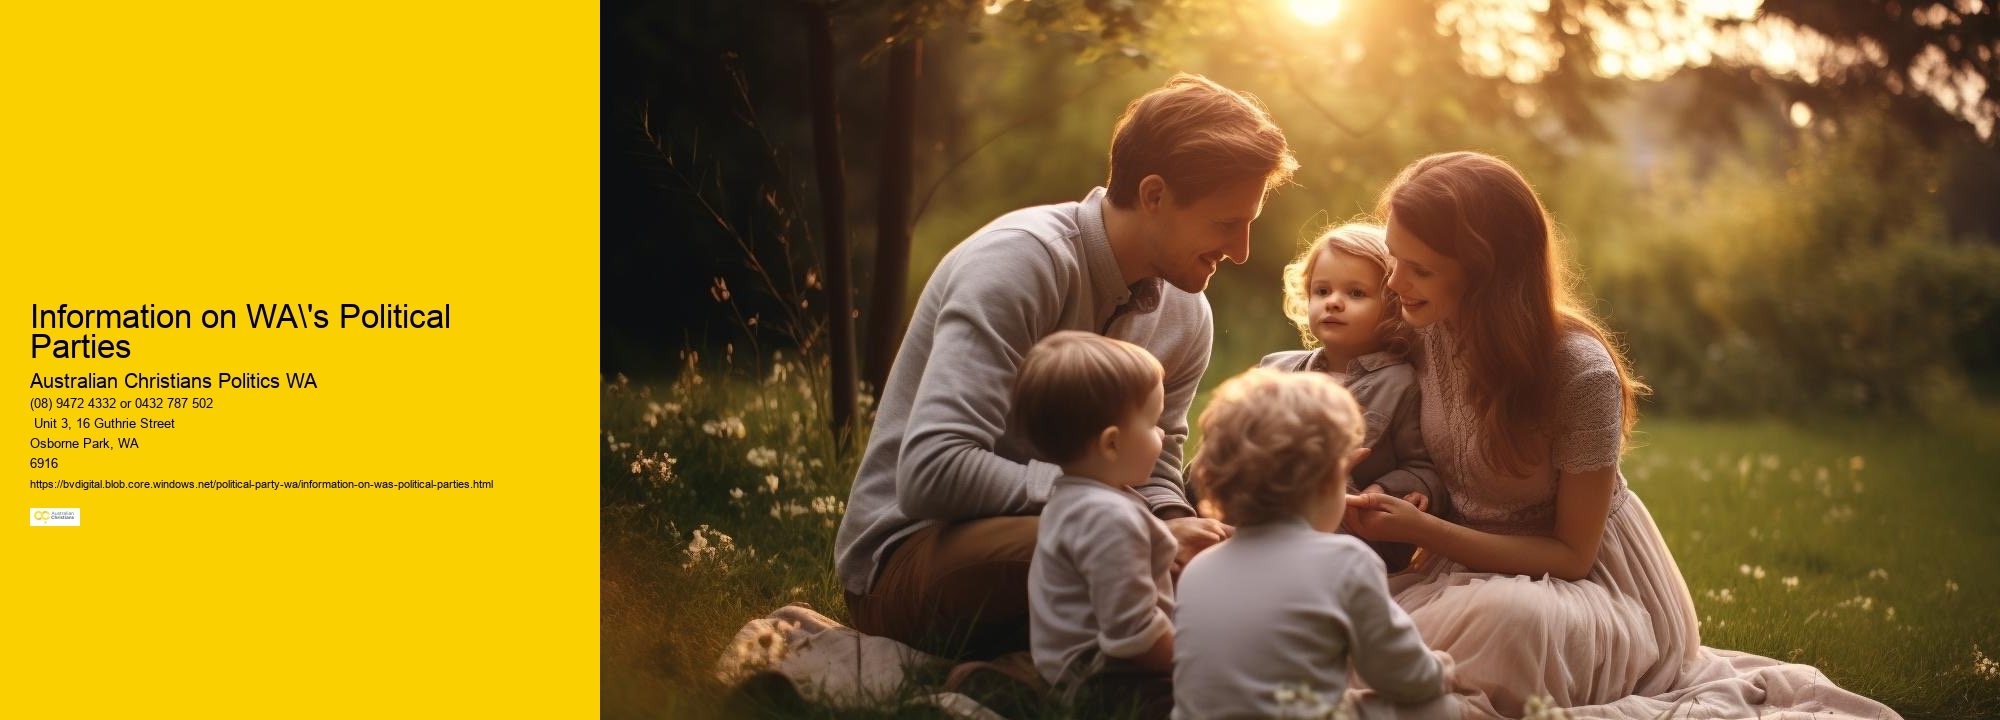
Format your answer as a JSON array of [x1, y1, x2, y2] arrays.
[[926, 516, 1039, 619], [930, 515, 1039, 570]]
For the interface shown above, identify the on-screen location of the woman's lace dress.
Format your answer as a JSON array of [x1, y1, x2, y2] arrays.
[[1389, 325, 1900, 720]]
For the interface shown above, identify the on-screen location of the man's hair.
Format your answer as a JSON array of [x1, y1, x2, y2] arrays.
[[1010, 331, 1165, 465], [1105, 73, 1298, 208], [1191, 369, 1365, 527]]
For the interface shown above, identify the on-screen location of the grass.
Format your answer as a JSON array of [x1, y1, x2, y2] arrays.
[[600, 354, 2000, 719], [1623, 407, 2000, 718]]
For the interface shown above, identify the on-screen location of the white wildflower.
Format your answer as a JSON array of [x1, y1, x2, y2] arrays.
[[1705, 588, 1736, 604], [1760, 454, 1781, 471], [730, 488, 746, 500], [683, 529, 710, 569], [628, 451, 677, 487], [1753, 566, 1767, 580], [1975, 646, 1999, 680], [764, 474, 780, 494], [1782, 576, 1799, 589], [1738, 564, 1752, 576], [1849, 456, 1865, 472], [747, 447, 778, 468], [1523, 692, 1575, 720], [702, 416, 747, 439], [682, 525, 737, 571], [1868, 568, 1889, 581], [1270, 682, 1349, 719]]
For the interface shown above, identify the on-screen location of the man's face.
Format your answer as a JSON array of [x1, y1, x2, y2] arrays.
[[1143, 176, 1267, 294]]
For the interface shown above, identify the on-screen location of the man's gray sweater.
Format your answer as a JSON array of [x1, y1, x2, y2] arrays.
[[834, 187, 1211, 595]]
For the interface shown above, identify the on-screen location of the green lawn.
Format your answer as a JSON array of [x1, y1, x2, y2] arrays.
[[600, 363, 2000, 719], [1622, 408, 2000, 718]]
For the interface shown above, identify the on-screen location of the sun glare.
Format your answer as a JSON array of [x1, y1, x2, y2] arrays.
[[1290, 0, 1342, 27]]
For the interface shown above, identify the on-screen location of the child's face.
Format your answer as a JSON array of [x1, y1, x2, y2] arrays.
[[1306, 247, 1389, 354], [1110, 383, 1167, 487]]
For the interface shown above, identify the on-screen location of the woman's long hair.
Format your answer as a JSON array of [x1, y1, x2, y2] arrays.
[[1379, 152, 1647, 475]]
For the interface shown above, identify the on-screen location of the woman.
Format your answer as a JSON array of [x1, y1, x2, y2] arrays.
[[1343, 152, 1899, 719]]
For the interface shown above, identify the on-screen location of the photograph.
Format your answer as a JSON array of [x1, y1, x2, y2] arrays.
[[599, 1, 2000, 718]]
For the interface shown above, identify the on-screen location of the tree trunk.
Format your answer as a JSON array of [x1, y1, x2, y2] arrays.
[[866, 37, 920, 393], [805, 1, 858, 434]]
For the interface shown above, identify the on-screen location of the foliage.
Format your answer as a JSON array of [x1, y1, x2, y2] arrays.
[[601, 356, 868, 718], [1584, 113, 2000, 416]]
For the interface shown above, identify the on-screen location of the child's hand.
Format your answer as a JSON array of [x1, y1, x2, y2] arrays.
[[1403, 491, 1429, 513], [1165, 516, 1232, 565], [1361, 483, 1387, 496], [1343, 492, 1430, 544]]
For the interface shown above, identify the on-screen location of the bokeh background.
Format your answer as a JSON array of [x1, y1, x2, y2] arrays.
[[600, 1, 2000, 718]]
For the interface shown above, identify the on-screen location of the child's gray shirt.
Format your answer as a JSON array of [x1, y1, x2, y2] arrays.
[[1172, 519, 1445, 718], [1258, 348, 1448, 516], [1030, 476, 1179, 687]]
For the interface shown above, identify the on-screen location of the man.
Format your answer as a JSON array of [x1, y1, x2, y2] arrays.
[[834, 73, 1298, 659]]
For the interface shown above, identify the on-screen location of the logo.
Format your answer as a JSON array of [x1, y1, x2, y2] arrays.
[[29, 508, 79, 526]]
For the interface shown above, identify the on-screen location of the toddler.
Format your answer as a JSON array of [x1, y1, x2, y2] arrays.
[[1016, 331, 1178, 718], [1260, 222, 1448, 571], [1174, 369, 1450, 718]]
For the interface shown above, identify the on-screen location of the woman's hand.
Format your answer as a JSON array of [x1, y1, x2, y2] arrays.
[[1344, 492, 1433, 544], [1165, 516, 1232, 565]]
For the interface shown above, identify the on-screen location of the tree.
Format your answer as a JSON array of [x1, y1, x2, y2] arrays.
[[805, 0, 860, 434], [867, 36, 919, 393]]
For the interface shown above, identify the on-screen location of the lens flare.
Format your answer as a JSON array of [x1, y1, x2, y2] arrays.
[[1290, 0, 1341, 27]]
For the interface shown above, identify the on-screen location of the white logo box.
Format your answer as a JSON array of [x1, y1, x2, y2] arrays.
[[29, 507, 80, 526]]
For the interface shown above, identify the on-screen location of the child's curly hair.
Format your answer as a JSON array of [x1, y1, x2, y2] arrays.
[[1191, 369, 1365, 527], [1280, 222, 1413, 359]]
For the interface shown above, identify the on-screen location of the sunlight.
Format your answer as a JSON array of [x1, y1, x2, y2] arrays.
[[1290, 0, 1342, 27], [1789, 101, 1814, 128]]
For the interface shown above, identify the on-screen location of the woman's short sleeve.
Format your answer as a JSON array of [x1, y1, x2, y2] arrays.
[[1552, 337, 1624, 473]]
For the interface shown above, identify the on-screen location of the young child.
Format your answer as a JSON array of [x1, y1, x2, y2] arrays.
[[1015, 331, 1178, 718], [1174, 369, 1451, 719], [1259, 222, 1448, 571]]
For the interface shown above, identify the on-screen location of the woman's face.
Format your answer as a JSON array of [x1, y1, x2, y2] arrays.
[[1384, 215, 1467, 328]]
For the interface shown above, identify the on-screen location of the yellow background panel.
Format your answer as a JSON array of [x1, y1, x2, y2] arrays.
[[2, 2, 598, 716]]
